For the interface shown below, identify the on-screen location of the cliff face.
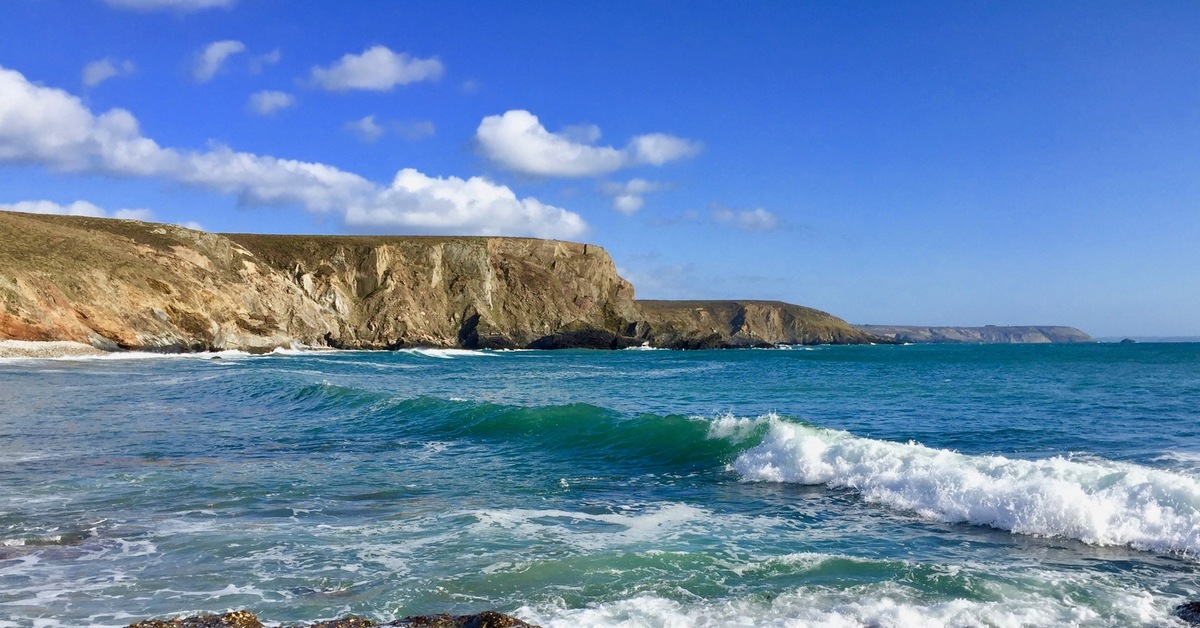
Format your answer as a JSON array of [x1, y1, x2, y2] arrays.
[[854, 325, 1095, 344], [0, 211, 879, 351], [0, 212, 639, 351], [224, 234, 641, 349], [0, 212, 334, 351], [638, 300, 879, 348]]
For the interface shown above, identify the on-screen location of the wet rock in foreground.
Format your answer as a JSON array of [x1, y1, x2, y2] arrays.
[[1177, 601, 1200, 625], [128, 610, 538, 628]]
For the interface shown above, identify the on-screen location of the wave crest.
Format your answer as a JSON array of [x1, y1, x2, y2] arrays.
[[733, 421, 1200, 554]]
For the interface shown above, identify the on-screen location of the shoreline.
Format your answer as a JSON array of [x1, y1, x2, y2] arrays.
[[0, 339, 109, 359]]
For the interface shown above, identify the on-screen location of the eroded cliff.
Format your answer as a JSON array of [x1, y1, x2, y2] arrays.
[[0, 212, 645, 351], [0, 211, 879, 351]]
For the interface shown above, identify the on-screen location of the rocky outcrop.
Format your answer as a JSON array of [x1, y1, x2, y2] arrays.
[[0, 211, 880, 351], [127, 610, 537, 628], [638, 300, 880, 348], [224, 234, 641, 350], [0, 212, 641, 351], [854, 325, 1094, 344]]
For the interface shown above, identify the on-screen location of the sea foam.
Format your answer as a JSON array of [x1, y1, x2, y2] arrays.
[[732, 419, 1200, 555], [516, 581, 1169, 628]]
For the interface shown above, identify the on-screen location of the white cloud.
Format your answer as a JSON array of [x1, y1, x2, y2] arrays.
[[345, 115, 385, 143], [193, 40, 246, 83], [345, 169, 586, 238], [249, 49, 281, 74], [0, 65, 586, 239], [630, 133, 702, 165], [475, 110, 702, 177], [0, 199, 153, 221], [309, 46, 443, 92], [248, 90, 295, 115], [600, 178, 667, 214], [346, 116, 435, 143], [711, 203, 779, 232], [104, 0, 235, 11], [82, 58, 135, 88]]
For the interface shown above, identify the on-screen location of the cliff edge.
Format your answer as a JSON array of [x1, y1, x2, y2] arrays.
[[0, 211, 873, 351]]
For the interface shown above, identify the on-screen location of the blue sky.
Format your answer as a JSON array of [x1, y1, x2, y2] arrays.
[[1, 1, 1197, 337]]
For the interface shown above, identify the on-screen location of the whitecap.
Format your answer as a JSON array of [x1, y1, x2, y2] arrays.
[[733, 419, 1200, 555]]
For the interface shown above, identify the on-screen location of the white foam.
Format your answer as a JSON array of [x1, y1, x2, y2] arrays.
[[704, 412, 775, 443], [514, 580, 1167, 628], [733, 420, 1200, 554], [467, 504, 708, 551], [395, 348, 496, 359]]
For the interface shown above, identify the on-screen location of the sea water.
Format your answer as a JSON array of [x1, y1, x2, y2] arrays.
[[1, 344, 1199, 626]]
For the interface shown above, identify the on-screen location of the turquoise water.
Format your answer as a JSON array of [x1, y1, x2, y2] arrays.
[[2, 344, 1200, 626]]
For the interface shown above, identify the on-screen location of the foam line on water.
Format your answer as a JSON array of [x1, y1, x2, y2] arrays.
[[516, 582, 1172, 628], [395, 348, 497, 359], [732, 418, 1200, 555]]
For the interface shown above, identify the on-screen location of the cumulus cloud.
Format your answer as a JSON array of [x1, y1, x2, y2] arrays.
[[104, 0, 235, 11], [600, 178, 667, 214], [345, 115, 385, 143], [710, 203, 779, 232], [475, 110, 702, 177], [193, 40, 246, 82], [0, 199, 153, 221], [309, 46, 443, 92], [0, 65, 585, 239], [248, 90, 294, 115], [82, 58, 135, 88]]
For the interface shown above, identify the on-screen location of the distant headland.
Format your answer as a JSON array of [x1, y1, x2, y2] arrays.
[[0, 211, 1091, 354]]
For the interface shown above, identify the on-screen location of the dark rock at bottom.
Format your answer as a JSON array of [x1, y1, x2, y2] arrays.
[[128, 610, 537, 628], [1177, 602, 1200, 625]]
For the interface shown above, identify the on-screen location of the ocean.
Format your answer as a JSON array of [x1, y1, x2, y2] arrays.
[[2, 344, 1199, 627]]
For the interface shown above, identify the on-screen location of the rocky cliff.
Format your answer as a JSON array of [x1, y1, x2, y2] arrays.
[[638, 300, 879, 348], [0, 211, 873, 351], [854, 325, 1094, 344]]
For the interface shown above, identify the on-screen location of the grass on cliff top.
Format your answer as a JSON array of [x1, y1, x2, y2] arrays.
[[0, 211, 182, 270]]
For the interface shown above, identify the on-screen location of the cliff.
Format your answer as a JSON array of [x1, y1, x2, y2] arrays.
[[638, 300, 879, 348], [854, 325, 1095, 344], [0, 211, 873, 351]]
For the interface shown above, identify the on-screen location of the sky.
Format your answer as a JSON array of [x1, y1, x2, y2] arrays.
[[0, 1, 1197, 337]]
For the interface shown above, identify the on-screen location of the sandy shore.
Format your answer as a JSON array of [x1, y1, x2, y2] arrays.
[[0, 339, 109, 358]]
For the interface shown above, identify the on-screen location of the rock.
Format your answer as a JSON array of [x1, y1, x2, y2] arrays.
[[282, 618, 375, 628], [1176, 601, 1200, 624], [638, 300, 881, 348], [128, 610, 263, 628], [127, 611, 538, 628], [1120, 338, 1137, 344], [854, 325, 1094, 344], [391, 611, 536, 627]]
